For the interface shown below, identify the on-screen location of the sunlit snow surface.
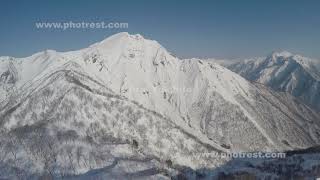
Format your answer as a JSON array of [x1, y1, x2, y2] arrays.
[[0, 33, 320, 179], [214, 51, 320, 111]]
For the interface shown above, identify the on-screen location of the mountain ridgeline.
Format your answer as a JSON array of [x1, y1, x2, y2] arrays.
[[0, 33, 319, 179], [215, 51, 320, 111]]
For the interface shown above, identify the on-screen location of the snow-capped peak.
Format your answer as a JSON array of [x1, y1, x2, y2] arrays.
[[217, 49, 320, 110], [92, 32, 152, 48], [270, 51, 293, 59], [87, 32, 165, 57], [268, 51, 316, 65], [1, 33, 320, 179], [267, 51, 320, 78]]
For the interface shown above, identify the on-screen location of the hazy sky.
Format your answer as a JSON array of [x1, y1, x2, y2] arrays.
[[0, 0, 319, 59]]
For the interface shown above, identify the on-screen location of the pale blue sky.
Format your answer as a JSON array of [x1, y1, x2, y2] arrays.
[[0, 0, 319, 59]]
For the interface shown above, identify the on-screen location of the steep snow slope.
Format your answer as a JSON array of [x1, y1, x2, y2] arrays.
[[0, 33, 320, 178], [0, 66, 229, 179], [215, 51, 320, 110], [0, 50, 59, 105]]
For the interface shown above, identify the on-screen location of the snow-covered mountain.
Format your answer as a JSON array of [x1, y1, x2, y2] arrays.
[[215, 51, 320, 111], [0, 33, 320, 179]]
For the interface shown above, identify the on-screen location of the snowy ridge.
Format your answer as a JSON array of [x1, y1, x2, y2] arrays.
[[215, 51, 320, 110], [0, 33, 320, 178]]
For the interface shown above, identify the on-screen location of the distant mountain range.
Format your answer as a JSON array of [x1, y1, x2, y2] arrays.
[[214, 51, 320, 111], [0, 33, 319, 179]]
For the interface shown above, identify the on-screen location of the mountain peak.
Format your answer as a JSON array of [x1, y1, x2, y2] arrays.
[[268, 51, 317, 68], [86, 32, 168, 62], [88, 32, 160, 51], [97, 32, 145, 45], [270, 51, 293, 59]]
